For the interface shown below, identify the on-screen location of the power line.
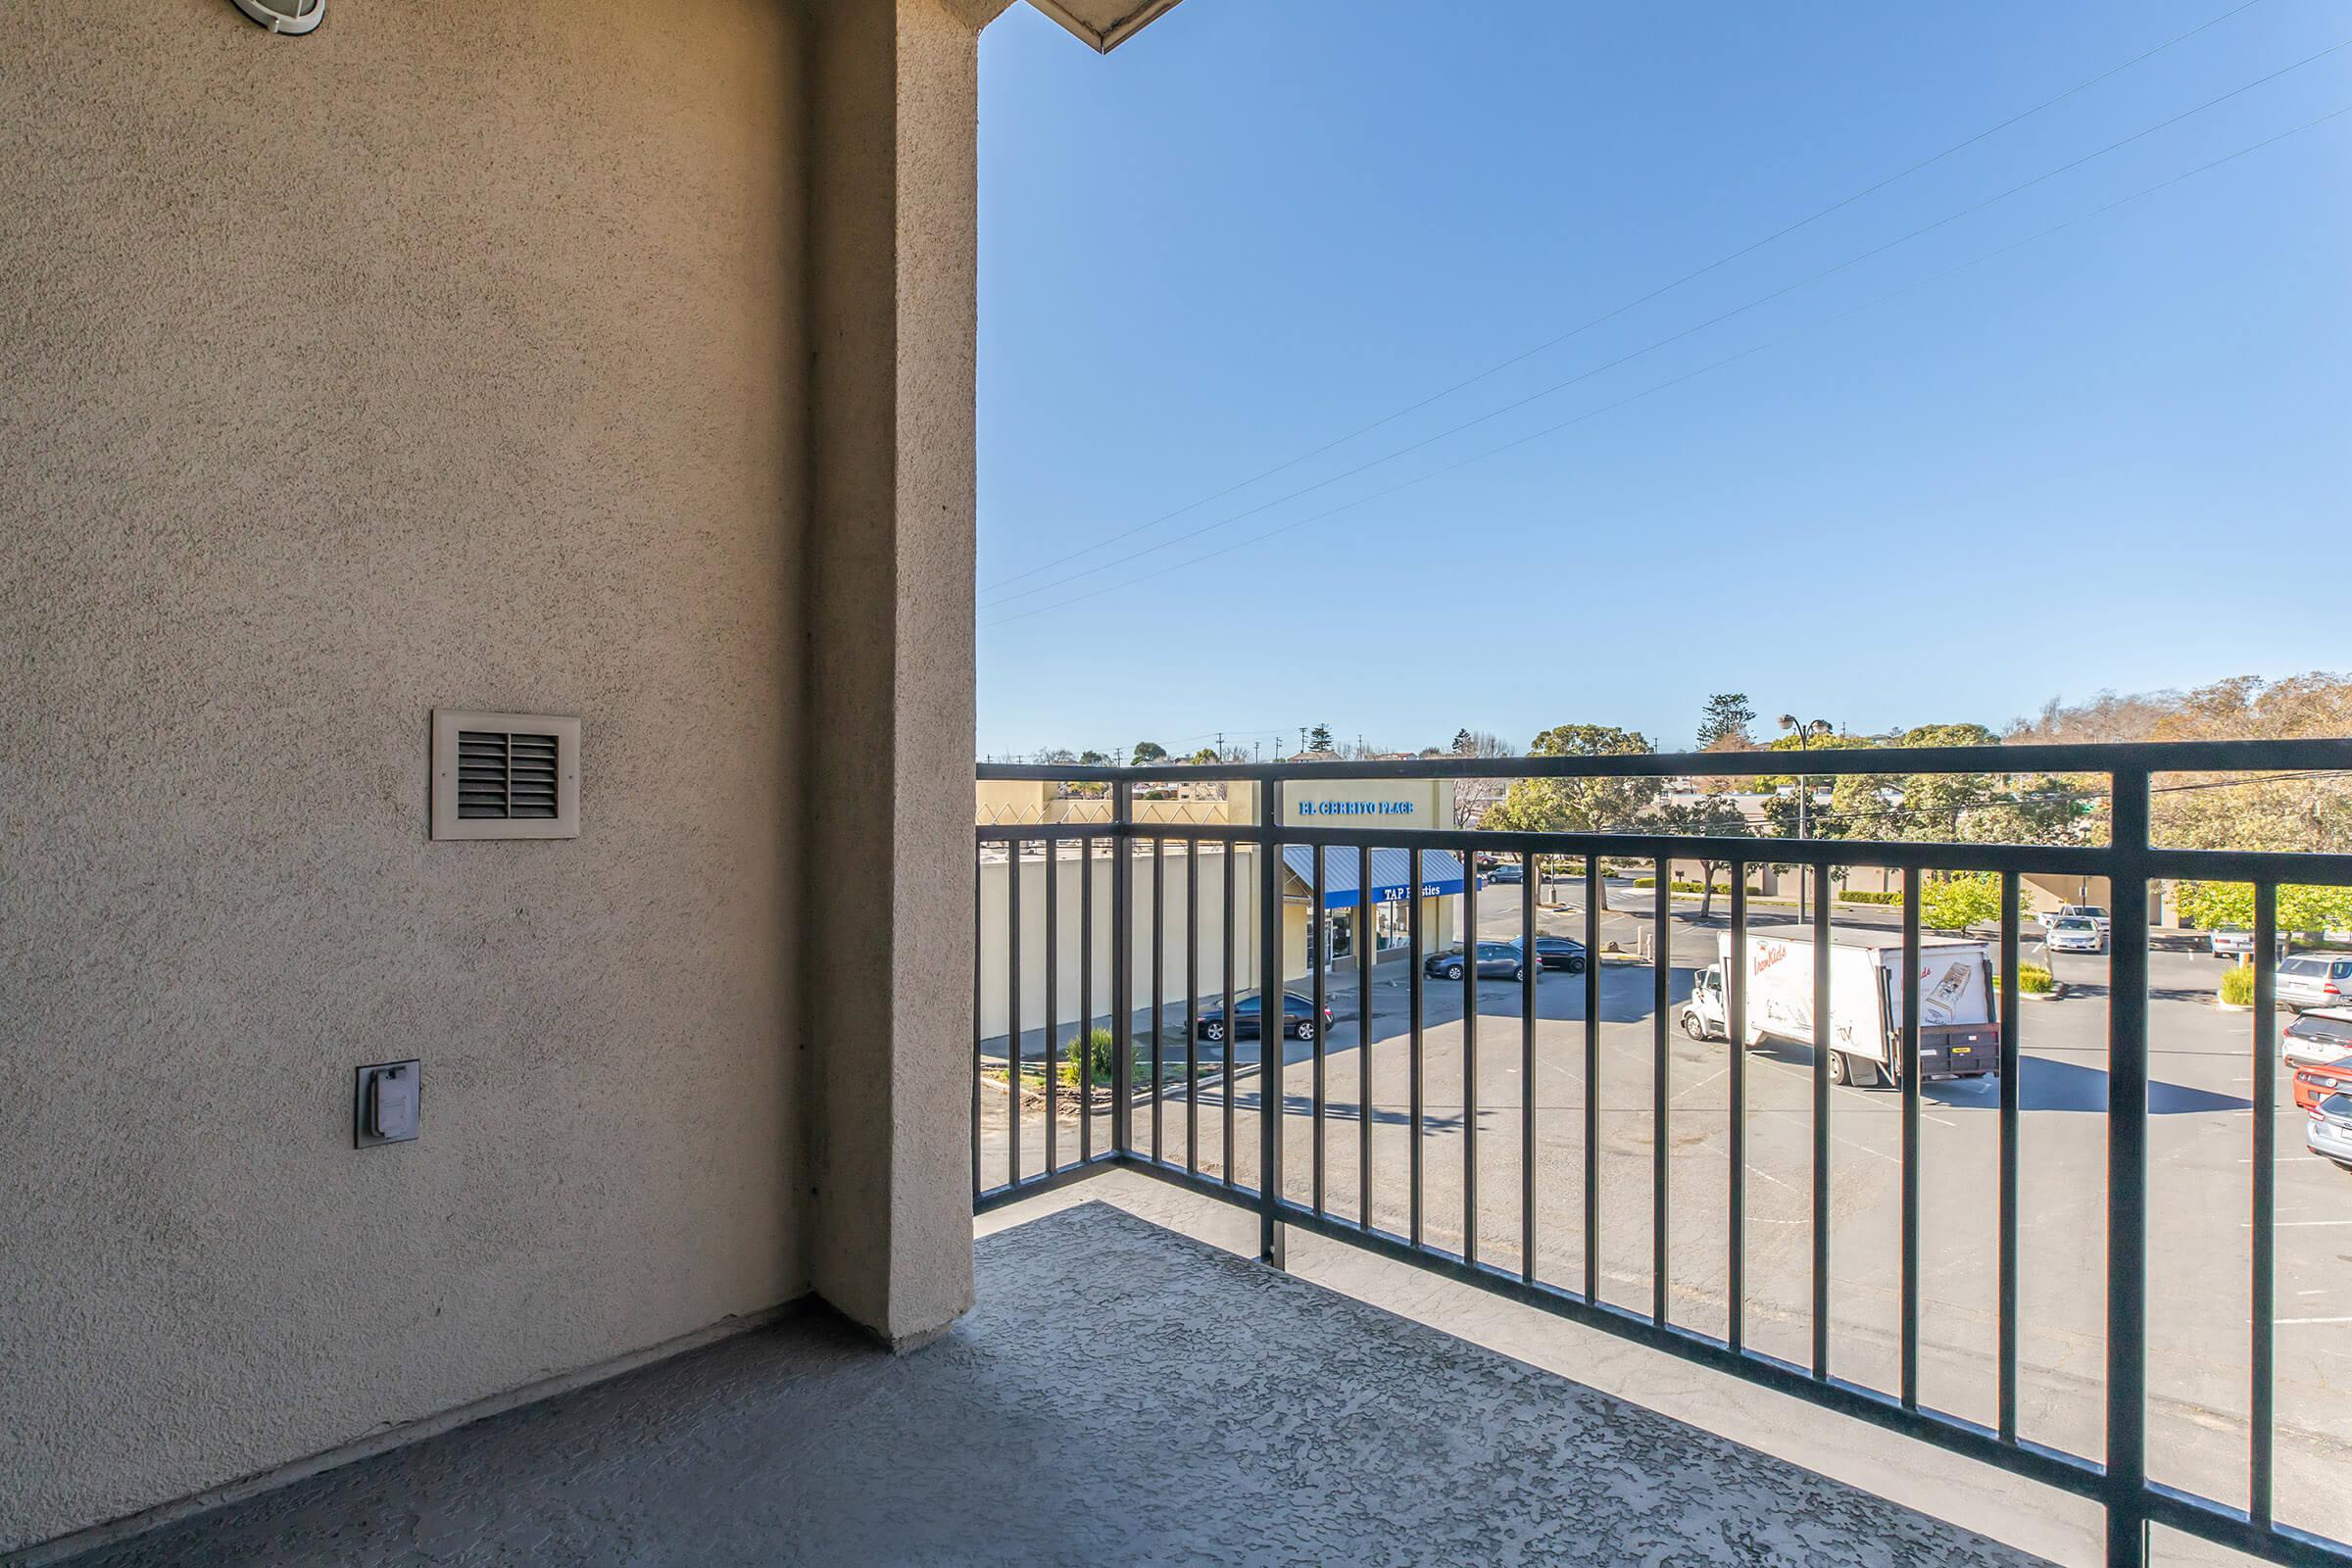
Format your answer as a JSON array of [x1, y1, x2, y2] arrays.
[[977, 0, 2269, 598], [979, 34, 2348, 613], [983, 98, 2352, 629]]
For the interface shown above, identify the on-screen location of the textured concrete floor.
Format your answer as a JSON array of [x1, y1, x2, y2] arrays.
[[60, 1202, 2051, 1567]]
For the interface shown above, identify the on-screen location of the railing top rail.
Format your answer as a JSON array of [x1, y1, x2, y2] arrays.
[[977, 736, 2352, 784]]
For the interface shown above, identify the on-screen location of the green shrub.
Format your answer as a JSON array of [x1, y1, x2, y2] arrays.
[[1838, 890, 1901, 905], [1062, 1026, 1116, 1088], [1631, 876, 1730, 894], [2017, 962, 2055, 995], [2218, 964, 2256, 1007]]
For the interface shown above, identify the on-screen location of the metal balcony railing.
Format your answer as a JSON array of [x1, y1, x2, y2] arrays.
[[973, 738, 2352, 1568]]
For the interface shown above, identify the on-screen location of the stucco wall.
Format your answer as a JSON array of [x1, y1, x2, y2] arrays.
[[800, 0, 980, 1345], [0, 2, 809, 1550]]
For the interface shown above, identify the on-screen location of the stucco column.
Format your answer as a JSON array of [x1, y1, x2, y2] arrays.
[[802, 0, 995, 1346]]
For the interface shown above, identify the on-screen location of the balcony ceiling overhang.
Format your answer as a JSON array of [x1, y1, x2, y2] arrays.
[[960, 0, 1184, 52]]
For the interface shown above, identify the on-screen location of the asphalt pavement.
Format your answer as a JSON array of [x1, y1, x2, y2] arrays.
[[980, 887, 2352, 1548]]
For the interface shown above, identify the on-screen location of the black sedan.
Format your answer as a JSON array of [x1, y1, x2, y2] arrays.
[[1196, 991, 1330, 1044], [1423, 941, 1527, 982], [1514, 936, 1588, 974]]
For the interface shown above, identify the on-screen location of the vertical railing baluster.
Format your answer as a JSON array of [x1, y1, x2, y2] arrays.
[[1812, 867, 1832, 1380], [1080, 834, 1095, 1164], [1111, 782, 1134, 1160], [1007, 838, 1023, 1188], [2107, 766, 2152, 1568], [1410, 846, 1426, 1250], [1728, 866, 1747, 1353], [1464, 854, 1480, 1265], [1900, 870, 1921, 1410], [1999, 870, 2020, 1443], [1187, 835, 1200, 1175], [1653, 855, 1670, 1326], [1521, 855, 1538, 1284], [1223, 828, 1238, 1187], [1258, 782, 1285, 1265], [2250, 878, 2278, 1530], [1312, 845, 1328, 1218], [1152, 838, 1165, 1162], [1584, 853, 1600, 1303], [1045, 835, 1059, 1176], [1358, 844, 1374, 1232]]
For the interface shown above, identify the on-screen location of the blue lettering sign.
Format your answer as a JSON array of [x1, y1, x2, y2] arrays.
[[1292, 799, 1417, 818]]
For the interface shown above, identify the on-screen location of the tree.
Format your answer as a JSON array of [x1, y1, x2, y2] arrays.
[[1130, 740, 1167, 766], [1644, 795, 1752, 918], [1919, 871, 2001, 934], [1696, 694, 1756, 750], [1077, 750, 1111, 766], [1508, 723, 1663, 832], [1305, 722, 1335, 754], [1448, 727, 1514, 829], [1036, 747, 1076, 765], [1696, 732, 1761, 798], [2178, 880, 2352, 938]]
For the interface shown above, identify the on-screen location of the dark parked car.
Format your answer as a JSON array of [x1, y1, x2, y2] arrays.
[[1485, 863, 1524, 885], [1511, 935, 1588, 974], [1197, 991, 1329, 1044], [1423, 941, 1525, 982]]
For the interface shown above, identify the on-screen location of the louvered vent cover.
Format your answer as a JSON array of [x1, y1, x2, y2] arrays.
[[431, 711, 580, 841]]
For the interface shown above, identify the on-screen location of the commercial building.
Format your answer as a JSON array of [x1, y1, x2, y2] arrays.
[[973, 776, 1463, 1042]]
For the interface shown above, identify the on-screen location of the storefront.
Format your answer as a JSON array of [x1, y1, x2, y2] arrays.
[[1283, 845, 1465, 972]]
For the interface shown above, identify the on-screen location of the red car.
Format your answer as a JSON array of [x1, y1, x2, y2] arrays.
[[2293, 1061, 2352, 1113]]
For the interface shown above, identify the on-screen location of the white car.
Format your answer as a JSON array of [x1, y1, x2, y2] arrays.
[[2276, 952, 2352, 1012], [2208, 924, 2255, 959], [2045, 915, 2106, 955], [2281, 1008, 2352, 1070], [2308, 1092, 2352, 1172], [2047, 904, 2110, 937]]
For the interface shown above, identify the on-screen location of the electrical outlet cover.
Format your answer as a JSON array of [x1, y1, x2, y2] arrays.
[[355, 1060, 421, 1147]]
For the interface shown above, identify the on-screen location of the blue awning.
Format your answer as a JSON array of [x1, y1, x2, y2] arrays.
[[1282, 845, 1465, 909]]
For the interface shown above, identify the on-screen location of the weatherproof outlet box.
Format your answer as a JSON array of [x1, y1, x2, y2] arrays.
[[355, 1060, 420, 1148]]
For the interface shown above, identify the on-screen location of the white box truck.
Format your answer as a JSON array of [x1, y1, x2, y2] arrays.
[[1682, 933, 1998, 1088]]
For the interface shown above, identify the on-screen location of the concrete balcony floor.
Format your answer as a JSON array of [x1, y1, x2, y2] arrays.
[[63, 1202, 2047, 1567]]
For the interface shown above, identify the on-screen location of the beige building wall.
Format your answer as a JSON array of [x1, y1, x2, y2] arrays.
[[977, 845, 1261, 1042], [0, 0, 1000, 1552]]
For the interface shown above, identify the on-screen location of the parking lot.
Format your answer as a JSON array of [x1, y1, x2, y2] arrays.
[[979, 888, 2351, 1549]]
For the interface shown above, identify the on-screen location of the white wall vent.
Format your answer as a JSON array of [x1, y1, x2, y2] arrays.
[[431, 710, 581, 841]]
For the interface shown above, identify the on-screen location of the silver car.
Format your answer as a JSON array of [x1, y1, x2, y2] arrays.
[[2276, 952, 2352, 1012], [2045, 915, 2105, 955], [2308, 1092, 2352, 1172]]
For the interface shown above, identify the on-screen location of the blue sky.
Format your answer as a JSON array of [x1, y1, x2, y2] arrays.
[[975, 0, 2351, 760]]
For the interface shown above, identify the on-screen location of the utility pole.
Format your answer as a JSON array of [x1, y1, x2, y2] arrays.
[[1777, 714, 1834, 922]]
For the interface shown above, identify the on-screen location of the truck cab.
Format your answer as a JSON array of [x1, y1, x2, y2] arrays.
[[1682, 964, 1730, 1042]]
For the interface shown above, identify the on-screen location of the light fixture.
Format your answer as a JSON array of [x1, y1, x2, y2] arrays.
[[228, 0, 322, 34]]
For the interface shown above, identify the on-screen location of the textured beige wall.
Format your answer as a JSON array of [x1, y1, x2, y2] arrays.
[[0, 2, 810, 1551], [801, 0, 981, 1346]]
